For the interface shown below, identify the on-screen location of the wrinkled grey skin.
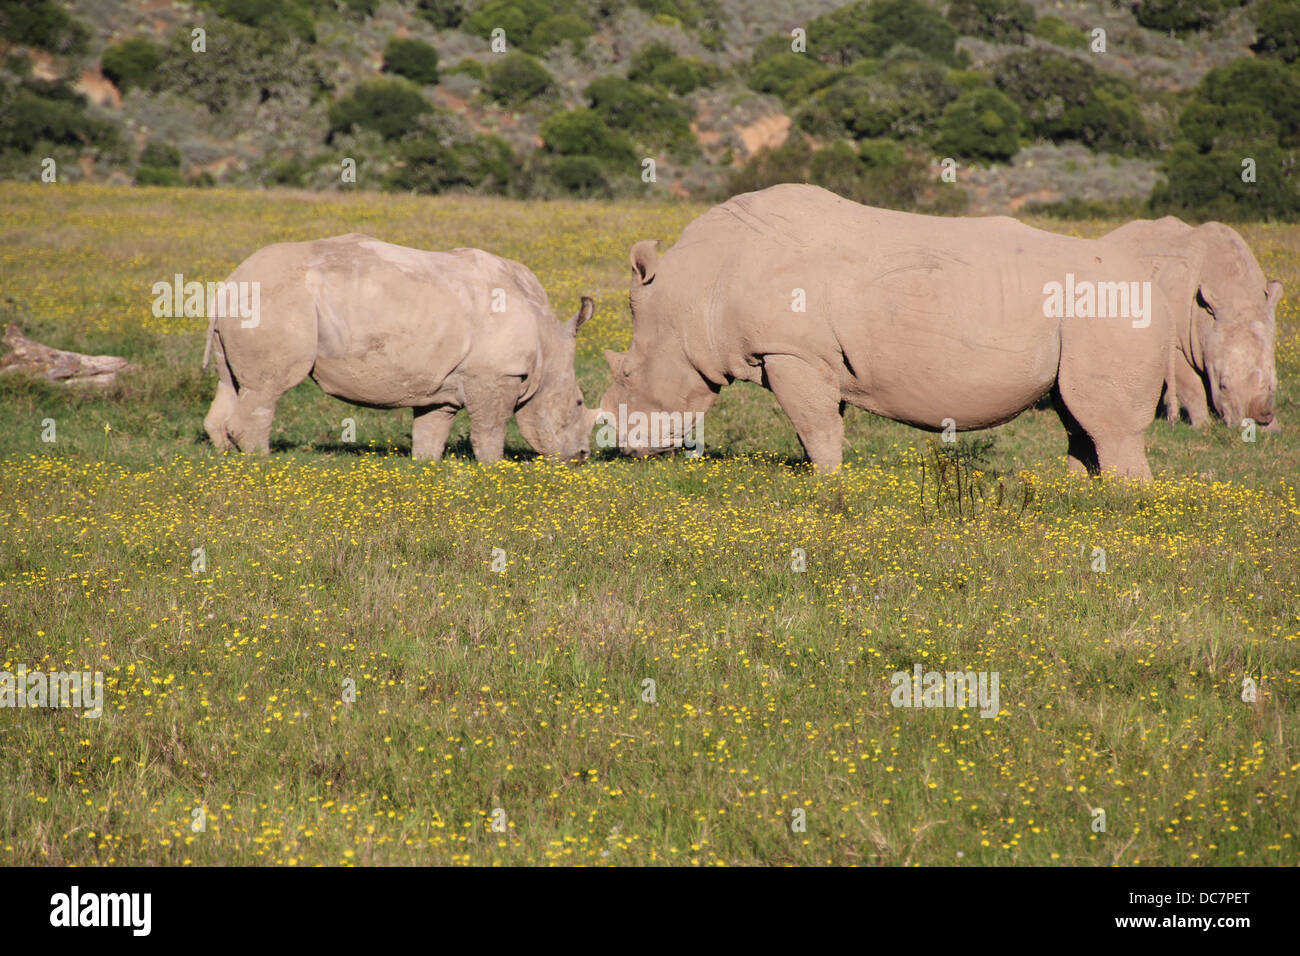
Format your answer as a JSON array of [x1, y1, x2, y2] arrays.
[[1101, 217, 1282, 433], [203, 234, 598, 462]]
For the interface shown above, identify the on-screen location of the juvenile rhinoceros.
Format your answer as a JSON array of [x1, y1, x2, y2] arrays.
[[600, 183, 1201, 481], [202, 234, 598, 462], [1099, 217, 1282, 433]]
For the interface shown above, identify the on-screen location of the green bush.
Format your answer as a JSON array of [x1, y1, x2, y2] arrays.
[[0, 77, 117, 153], [328, 78, 432, 141], [101, 38, 163, 94], [797, 55, 957, 141], [727, 137, 812, 195], [936, 88, 1021, 161], [467, 0, 552, 46], [584, 75, 695, 153], [414, 0, 466, 30], [136, 140, 183, 186], [1032, 15, 1086, 49], [383, 37, 440, 85], [1150, 55, 1300, 220], [485, 52, 554, 106], [947, 0, 1036, 44], [0, 0, 89, 54], [747, 53, 827, 100], [447, 58, 486, 80], [631, 0, 720, 28], [628, 42, 678, 83], [993, 50, 1153, 154], [647, 57, 711, 95], [529, 13, 593, 54], [809, 0, 960, 67], [540, 107, 637, 168], [387, 130, 514, 194], [548, 154, 610, 195], [1253, 0, 1300, 62], [1133, 0, 1245, 33], [207, 0, 316, 43]]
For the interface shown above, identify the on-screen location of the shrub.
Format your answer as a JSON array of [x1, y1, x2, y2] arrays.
[[1032, 15, 1086, 49], [383, 37, 440, 85], [993, 49, 1153, 154], [387, 130, 514, 194], [1149, 56, 1300, 220], [1252, 0, 1300, 62], [1133, 0, 1245, 33], [328, 78, 432, 141], [0, 77, 117, 153], [136, 140, 183, 186], [647, 57, 711, 95], [747, 53, 827, 100], [0, 0, 89, 54], [936, 88, 1021, 161], [628, 42, 678, 83], [798, 55, 957, 141], [584, 75, 695, 153], [207, 0, 316, 43], [101, 38, 163, 94], [447, 58, 486, 80], [485, 52, 554, 106], [467, 0, 552, 46], [414, 0, 466, 30], [809, 0, 959, 67], [548, 154, 609, 195], [529, 13, 593, 54], [947, 0, 1036, 44], [540, 107, 637, 167]]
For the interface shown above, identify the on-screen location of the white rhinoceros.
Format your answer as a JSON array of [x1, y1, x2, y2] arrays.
[[202, 234, 598, 462], [599, 183, 1215, 481], [1100, 217, 1282, 433]]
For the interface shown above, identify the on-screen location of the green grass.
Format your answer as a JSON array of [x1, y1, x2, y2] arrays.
[[0, 184, 1297, 865]]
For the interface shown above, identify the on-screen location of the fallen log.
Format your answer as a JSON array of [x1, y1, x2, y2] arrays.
[[0, 325, 131, 387]]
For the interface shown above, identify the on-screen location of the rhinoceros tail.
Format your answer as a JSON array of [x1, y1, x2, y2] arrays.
[[200, 309, 218, 371], [630, 240, 660, 286]]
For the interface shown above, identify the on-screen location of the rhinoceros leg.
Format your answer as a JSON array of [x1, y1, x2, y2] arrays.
[[1054, 379, 1153, 482], [412, 404, 459, 461], [761, 354, 844, 471], [228, 386, 283, 455], [1050, 384, 1098, 476], [464, 378, 517, 463], [203, 334, 238, 452]]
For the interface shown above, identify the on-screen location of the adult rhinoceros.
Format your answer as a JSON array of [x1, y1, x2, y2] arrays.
[[1100, 217, 1282, 433], [202, 234, 598, 462], [600, 184, 1215, 481]]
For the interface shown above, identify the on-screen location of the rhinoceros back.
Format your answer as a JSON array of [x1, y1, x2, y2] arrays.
[[657, 185, 1077, 429], [298, 236, 542, 408]]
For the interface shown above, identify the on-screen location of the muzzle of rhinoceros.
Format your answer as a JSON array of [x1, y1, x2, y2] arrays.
[[1208, 325, 1276, 429]]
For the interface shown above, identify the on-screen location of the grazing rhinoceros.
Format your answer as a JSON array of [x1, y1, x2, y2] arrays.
[[202, 234, 598, 462], [1100, 217, 1282, 433], [600, 183, 1198, 480]]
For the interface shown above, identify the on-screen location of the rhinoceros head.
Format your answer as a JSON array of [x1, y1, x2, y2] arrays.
[[1193, 223, 1283, 430], [514, 297, 598, 462]]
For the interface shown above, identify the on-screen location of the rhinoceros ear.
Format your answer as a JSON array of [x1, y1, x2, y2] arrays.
[[630, 240, 660, 286], [1266, 279, 1284, 310], [570, 296, 594, 334], [604, 348, 625, 373]]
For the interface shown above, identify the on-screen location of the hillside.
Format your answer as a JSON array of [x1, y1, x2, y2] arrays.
[[1, 0, 1298, 216]]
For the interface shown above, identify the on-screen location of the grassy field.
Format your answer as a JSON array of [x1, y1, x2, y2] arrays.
[[0, 183, 1297, 865]]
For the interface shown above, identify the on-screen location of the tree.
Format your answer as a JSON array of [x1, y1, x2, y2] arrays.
[[936, 88, 1021, 161], [383, 37, 440, 86], [328, 79, 432, 141], [101, 38, 162, 94]]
